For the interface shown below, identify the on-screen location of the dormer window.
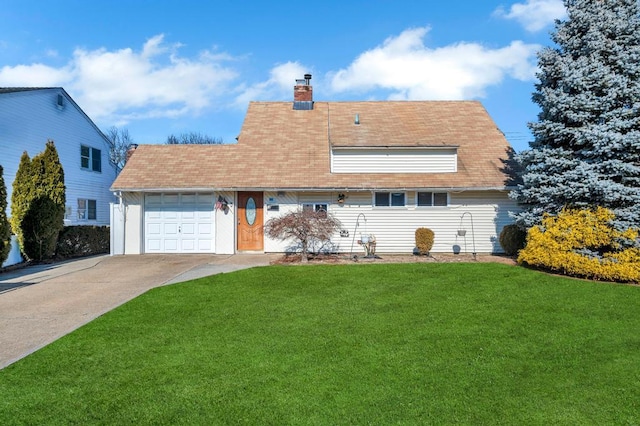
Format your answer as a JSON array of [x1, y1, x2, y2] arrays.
[[81, 145, 101, 172]]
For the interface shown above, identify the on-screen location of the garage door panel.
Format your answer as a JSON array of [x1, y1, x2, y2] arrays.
[[147, 239, 161, 251], [164, 223, 178, 234], [181, 223, 195, 235], [163, 210, 178, 219], [199, 240, 212, 251], [146, 194, 162, 204], [181, 239, 195, 251], [164, 239, 178, 251], [147, 223, 161, 235]]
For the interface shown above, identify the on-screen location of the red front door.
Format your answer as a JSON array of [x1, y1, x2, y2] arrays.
[[237, 192, 264, 251]]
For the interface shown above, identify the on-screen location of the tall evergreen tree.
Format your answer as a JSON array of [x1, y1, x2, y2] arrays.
[[32, 140, 66, 208], [22, 140, 66, 260], [10, 151, 34, 250], [0, 165, 11, 266], [512, 0, 640, 230]]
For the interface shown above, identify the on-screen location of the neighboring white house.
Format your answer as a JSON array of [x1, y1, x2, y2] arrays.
[[110, 76, 519, 256], [1, 87, 117, 267]]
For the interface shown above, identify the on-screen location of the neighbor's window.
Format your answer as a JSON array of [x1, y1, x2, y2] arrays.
[[417, 192, 448, 207], [374, 192, 405, 207], [81, 145, 102, 172], [303, 203, 328, 217], [78, 199, 97, 220]]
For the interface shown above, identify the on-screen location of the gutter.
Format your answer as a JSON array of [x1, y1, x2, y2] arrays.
[[110, 186, 515, 193]]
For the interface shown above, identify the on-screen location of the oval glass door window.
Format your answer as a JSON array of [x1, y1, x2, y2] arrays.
[[245, 197, 256, 225]]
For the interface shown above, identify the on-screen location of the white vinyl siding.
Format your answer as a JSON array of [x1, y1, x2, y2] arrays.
[[256, 190, 520, 255], [331, 148, 457, 173], [329, 190, 519, 254], [0, 89, 116, 228], [264, 191, 300, 253]]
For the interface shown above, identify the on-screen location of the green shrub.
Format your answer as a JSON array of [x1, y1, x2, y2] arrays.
[[499, 224, 527, 256], [56, 226, 110, 259], [518, 207, 640, 283], [415, 228, 435, 255], [22, 196, 63, 261]]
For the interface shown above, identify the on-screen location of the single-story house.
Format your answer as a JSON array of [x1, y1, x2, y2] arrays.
[[110, 76, 518, 256], [1, 87, 117, 267]]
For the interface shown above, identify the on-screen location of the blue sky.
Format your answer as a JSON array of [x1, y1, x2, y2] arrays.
[[0, 0, 566, 152]]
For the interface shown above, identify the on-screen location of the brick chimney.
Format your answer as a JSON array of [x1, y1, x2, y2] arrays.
[[125, 144, 138, 162], [293, 74, 313, 110]]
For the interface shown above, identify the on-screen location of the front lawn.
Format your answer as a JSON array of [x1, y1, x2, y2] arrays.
[[1, 263, 639, 424]]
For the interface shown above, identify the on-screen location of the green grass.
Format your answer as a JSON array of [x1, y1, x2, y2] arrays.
[[2, 263, 640, 425]]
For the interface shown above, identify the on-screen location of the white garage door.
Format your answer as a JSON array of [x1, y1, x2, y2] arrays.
[[144, 193, 215, 253]]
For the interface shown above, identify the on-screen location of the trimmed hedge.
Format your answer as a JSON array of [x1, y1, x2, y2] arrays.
[[499, 224, 527, 256], [56, 226, 110, 259], [415, 228, 435, 255]]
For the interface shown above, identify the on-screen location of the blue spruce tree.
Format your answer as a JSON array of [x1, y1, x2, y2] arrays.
[[512, 0, 640, 231]]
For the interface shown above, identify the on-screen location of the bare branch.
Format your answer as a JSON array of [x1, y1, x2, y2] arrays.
[[264, 209, 342, 262]]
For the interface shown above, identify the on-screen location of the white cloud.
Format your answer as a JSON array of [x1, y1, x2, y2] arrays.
[[494, 0, 566, 32], [0, 63, 70, 86], [233, 61, 308, 107], [329, 27, 539, 100], [0, 34, 238, 124]]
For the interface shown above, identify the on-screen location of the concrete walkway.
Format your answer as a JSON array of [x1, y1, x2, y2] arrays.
[[0, 254, 279, 369]]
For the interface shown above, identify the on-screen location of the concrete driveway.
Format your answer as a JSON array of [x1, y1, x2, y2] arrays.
[[0, 253, 279, 369]]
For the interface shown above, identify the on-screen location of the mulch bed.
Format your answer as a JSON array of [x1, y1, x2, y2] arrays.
[[272, 253, 517, 266]]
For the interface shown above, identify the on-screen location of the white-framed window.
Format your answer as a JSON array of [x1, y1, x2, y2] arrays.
[[303, 203, 328, 217], [78, 199, 97, 220], [417, 192, 448, 207], [81, 145, 102, 172], [374, 192, 405, 207]]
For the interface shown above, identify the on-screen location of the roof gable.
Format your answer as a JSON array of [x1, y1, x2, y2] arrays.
[[0, 87, 110, 146]]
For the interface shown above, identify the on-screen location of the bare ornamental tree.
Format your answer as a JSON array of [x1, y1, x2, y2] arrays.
[[264, 209, 342, 263], [105, 126, 135, 175]]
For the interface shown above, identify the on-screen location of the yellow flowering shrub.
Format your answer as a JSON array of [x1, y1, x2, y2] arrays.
[[518, 207, 640, 283], [415, 227, 435, 255]]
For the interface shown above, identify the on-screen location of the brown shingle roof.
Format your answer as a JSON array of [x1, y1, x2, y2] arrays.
[[111, 100, 514, 191]]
